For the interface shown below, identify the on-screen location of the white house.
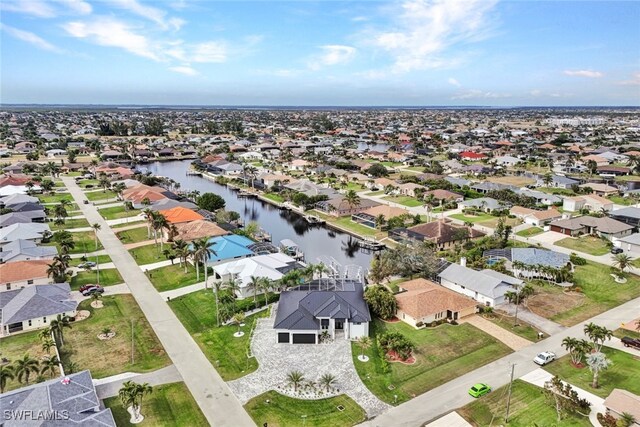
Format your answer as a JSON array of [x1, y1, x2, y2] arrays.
[[0, 259, 52, 292]]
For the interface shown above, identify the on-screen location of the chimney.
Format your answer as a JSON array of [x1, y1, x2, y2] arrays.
[[460, 257, 467, 267]]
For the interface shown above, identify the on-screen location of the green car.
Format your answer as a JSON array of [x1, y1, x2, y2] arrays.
[[468, 383, 491, 398]]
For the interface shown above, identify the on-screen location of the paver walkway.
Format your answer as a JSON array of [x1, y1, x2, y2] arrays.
[[62, 177, 255, 427], [94, 365, 182, 399], [460, 315, 532, 351], [228, 311, 390, 418]]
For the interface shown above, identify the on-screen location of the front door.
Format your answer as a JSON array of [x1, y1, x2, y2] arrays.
[[335, 319, 344, 330]]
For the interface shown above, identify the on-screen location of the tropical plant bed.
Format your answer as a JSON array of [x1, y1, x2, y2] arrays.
[[245, 391, 366, 427], [386, 350, 416, 364], [104, 382, 208, 426]]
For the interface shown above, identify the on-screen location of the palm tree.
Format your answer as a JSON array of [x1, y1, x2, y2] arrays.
[[613, 253, 632, 273], [619, 413, 637, 427], [357, 336, 372, 361], [40, 356, 60, 378], [14, 354, 40, 385], [49, 314, 72, 347], [586, 351, 612, 389], [232, 312, 245, 335], [258, 277, 273, 306], [118, 381, 153, 422], [319, 373, 336, 392], [223, 278, 241, 301], [39, 327, 52, 342], [0, 364, 15, 393], [42, 338, 56, 354], [151, 212, 168, 255], [142, 208, 154, 239], [287, 371, 304, 392], [247, 276, 262, 308], [91, 223, 101, 250], [344, 189, 360, 210], [583, 322, 613, 352], [192, 237, 217, 288]]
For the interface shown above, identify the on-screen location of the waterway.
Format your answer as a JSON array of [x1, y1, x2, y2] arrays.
[[141, 160, 374, 273]]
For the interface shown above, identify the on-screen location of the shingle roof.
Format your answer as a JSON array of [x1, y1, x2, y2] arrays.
[[0, 239, 58, 263], [0, 283, 77, 324], [438, 263, 522, 298]]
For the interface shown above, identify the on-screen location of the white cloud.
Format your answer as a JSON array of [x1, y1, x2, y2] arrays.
[[57, 0, 92, 14], [369, 0, 499, 73], [618, 72, 640, 86], [191, 41, 227, 63], [169, 65, 198, 76], [563, 69, 603, 78], [63, 17, 160, 61], [352, 16, 368, 22], [451, 89, 511, 100], [1, 23, 62, 52], [529, 89, 541, 96], [110, 0, 184, 30], [448, 77, 461, 87], [1, 0, 56, 17], [309, 45, 356, 70]]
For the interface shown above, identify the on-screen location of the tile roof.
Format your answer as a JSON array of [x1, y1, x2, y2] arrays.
[[395, 278, 477, 319], [0, 283, 77, 324], [0, 259, 50, 282], [406, 220, 485, 244], [173, 220, 229, 241], [158, 206, 204, 224], [603, 389, 640, 420]]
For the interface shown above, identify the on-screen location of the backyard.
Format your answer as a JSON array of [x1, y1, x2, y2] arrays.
[[149, 264, 200, 292], [69, 268, 123, 290], [99, 205, 142, 220], [545, 347, 640, 398], [0, 330, 50, 392], [309, 210, 382, 238], [554, 235, 610, 256], [351, 319, 512, 404], [245, 391, 366, 427], [527, 261, 640, 326], [169, 290, 274, 380], [104, 382, 208, 426], [59, 295, 171, 378], [458, 380, 590, 427]]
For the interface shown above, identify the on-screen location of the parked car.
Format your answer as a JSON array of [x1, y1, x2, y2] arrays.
[[533, 351, 556, 366], [83, 200, 89, 205], [77, 261, 96, 269], [79, 284, 94, 293], [611, 247, 623, 254], [468, 383, 491, 398], [621, 336, 640, 349], [81, 286, 104, 296]]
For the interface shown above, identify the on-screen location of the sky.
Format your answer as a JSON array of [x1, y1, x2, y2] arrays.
[[1, 0, 639, 106]]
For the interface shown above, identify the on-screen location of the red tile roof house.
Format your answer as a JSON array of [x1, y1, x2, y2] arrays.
[[459, 151, 488, 161], [389, 219, 486, 250], [0, 260, 52, 292]]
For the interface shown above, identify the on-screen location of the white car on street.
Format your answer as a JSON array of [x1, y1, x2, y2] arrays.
[[533, 351, 556, 366]]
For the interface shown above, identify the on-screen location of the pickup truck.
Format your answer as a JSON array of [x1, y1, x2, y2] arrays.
[[621, 336, 640, 349], [533, 351, 556, 366]]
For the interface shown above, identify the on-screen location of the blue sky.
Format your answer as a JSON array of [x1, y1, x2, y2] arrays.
[[1, 0, 639, 106]]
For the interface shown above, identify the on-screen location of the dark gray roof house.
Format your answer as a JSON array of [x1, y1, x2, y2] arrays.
[[0, 211, 47, 228], [0, 370, 116, 426], [274, 281, 371, 343], [0, 239, 58, 263]]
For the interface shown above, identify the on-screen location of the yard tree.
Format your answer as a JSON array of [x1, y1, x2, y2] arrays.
[[613, 253, 632, 273], [287, 371, 304, 393], [118, 381, 153, 422], [49, 314, 72, 347], [0, 364, 15, 393], [319, 373, 336, 392], [367, 163, 389, 177], [357, 336, 372, 360], [364, 285, 397, 320], [561, 337, 592, 366], [196, 192, 226, 211], [583, 323, 613, 352], [543, 375, 591, 422], [586, 351, 612, 389], [344, 189, 361, 210], [14, 354, 39, 385]]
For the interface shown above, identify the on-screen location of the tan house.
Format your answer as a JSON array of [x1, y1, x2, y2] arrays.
[[397, 182, 425, 197], [395, 278, 477, 327], [171, 220, 229, 241], [603, 389, 640, 426], [0, 260, 52, 292]]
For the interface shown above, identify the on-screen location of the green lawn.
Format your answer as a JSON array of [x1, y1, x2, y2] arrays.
[[99, 205, 141, 220], [477, 217, 521, 229], [69, 268, 124, 290], [0, 330, 51, 392], [112, 219, 146, 229], [545, 347, 640, 398], [59, 295, 170, 378], [263, 192, 285, 203], [116, 226, 151, 243], [129, 243, 165, 265], [50, 218, 90, 230], [537, 187, 576, 196], [45, 231, 103, 254], [309, 210, 380, 237], [458, 380, 590, 427], [540, 261, 640, 326], [613, 328, 640, 340], [149, 264, 200, 292], [104, 382, 207, 427], [449, 213, 495, 223], [85, 190, 117, 202], [70, 254, 112, 266], [485, 312, 542, 342], [382, 195, 423, 207], [367, 190, 385, 196], [169, 290, 271, 380], [516, 226, 544, 237], [608, 195, 635, 206], [554, 236, 610, 256], [38, 193, 74, 204], [245, 391, 366, 427], [352, 320, 512, 405], [77, 179, 100, 188]]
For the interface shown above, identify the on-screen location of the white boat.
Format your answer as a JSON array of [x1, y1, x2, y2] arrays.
[[279, 239, 305, 261]]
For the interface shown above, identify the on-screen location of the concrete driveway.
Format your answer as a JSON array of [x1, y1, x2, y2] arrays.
[[228, 312, 390, 418]]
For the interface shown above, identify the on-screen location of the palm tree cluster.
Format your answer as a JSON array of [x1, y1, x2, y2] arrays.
[[511, 260, 574, 284], [47, 253, 71, 283], [286, 371, 336, 394], [0, 351, 63, 393], [52, 199, 71, 226], [118, 381, 153, 421]]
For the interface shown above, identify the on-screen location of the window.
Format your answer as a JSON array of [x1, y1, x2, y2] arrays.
[[28, 320, 32, 327], [6, 284, 10, 290], [43, 317, 47, 323], [27, 280, 34, 285], [353, 322, 361, 325], [321, 319, 329, 330]]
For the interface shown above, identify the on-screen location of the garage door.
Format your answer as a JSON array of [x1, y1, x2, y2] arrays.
[[292, 333, 316, 344], [277, 332, 290, 343]]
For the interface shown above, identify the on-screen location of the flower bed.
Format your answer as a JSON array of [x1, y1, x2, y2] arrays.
[[275, 381, 340, 400], [386, 350, 416, 365]]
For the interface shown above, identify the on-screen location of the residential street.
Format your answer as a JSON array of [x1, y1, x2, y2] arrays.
[[62, 177, 256, 427]]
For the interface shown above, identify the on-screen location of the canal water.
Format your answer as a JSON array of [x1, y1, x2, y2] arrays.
[[141, 160, 374, 273]]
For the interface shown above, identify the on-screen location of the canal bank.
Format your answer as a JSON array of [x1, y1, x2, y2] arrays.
[[139, 160, 375, 272]]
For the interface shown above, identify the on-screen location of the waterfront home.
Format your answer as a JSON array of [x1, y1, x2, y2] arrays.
[[0, 370, 116, 426], [395, 278, 477, 327], [0, 259, 52, 292], [273, 280, 370, 344], [536, 174, 580, 189], [351, 205, 409, 228], [389, 219, 485, 249], [315, 196, 380, 217], [148, 198, 198, 212], [213, 252, 302, 298], [284, 179, 338, 198], [562, 193, 613, 212], [158, 206, 204, 224], [437, 260, 523, 307], [205, 235, 256, 265], [171, 219, 229, 242], [549, 216, 632, 239], [0, 239, 58, 263], [483, 247, 571, 279], [0, 283, 77, 335]]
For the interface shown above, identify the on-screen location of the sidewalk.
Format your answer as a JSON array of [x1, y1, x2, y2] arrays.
[[160, 281, 207, 299], [461, 314, 532, 351]]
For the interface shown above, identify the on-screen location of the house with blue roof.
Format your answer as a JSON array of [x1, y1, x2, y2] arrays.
[[204, 234, 255, 264]]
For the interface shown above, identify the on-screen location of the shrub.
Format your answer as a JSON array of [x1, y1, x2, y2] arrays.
[[570, 253, 587, 265], [378, 331, 415, 360], [450, 320, 459, 326], [415, 321, 424, 328]]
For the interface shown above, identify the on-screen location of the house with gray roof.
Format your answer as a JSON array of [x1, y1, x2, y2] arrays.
[[0, 211, 47, 228], [537, 174, 580, 189], [0, 194, 38, 207], [273, 281, 370, 344], [1, 283, 77, 335], [0, 370, 115, 426], [609, 206, 640, 227], [613, 232, 640, 255], [459, 197, 510, 212], [0, 239, 58, 263], [0, 223, 51, 247], [437, 260, 523, 307]]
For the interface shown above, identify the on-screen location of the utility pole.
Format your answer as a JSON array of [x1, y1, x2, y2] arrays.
[[505, 363, 516, 423], [513, 284, 520, 327], [131, 319, 135, 365]]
